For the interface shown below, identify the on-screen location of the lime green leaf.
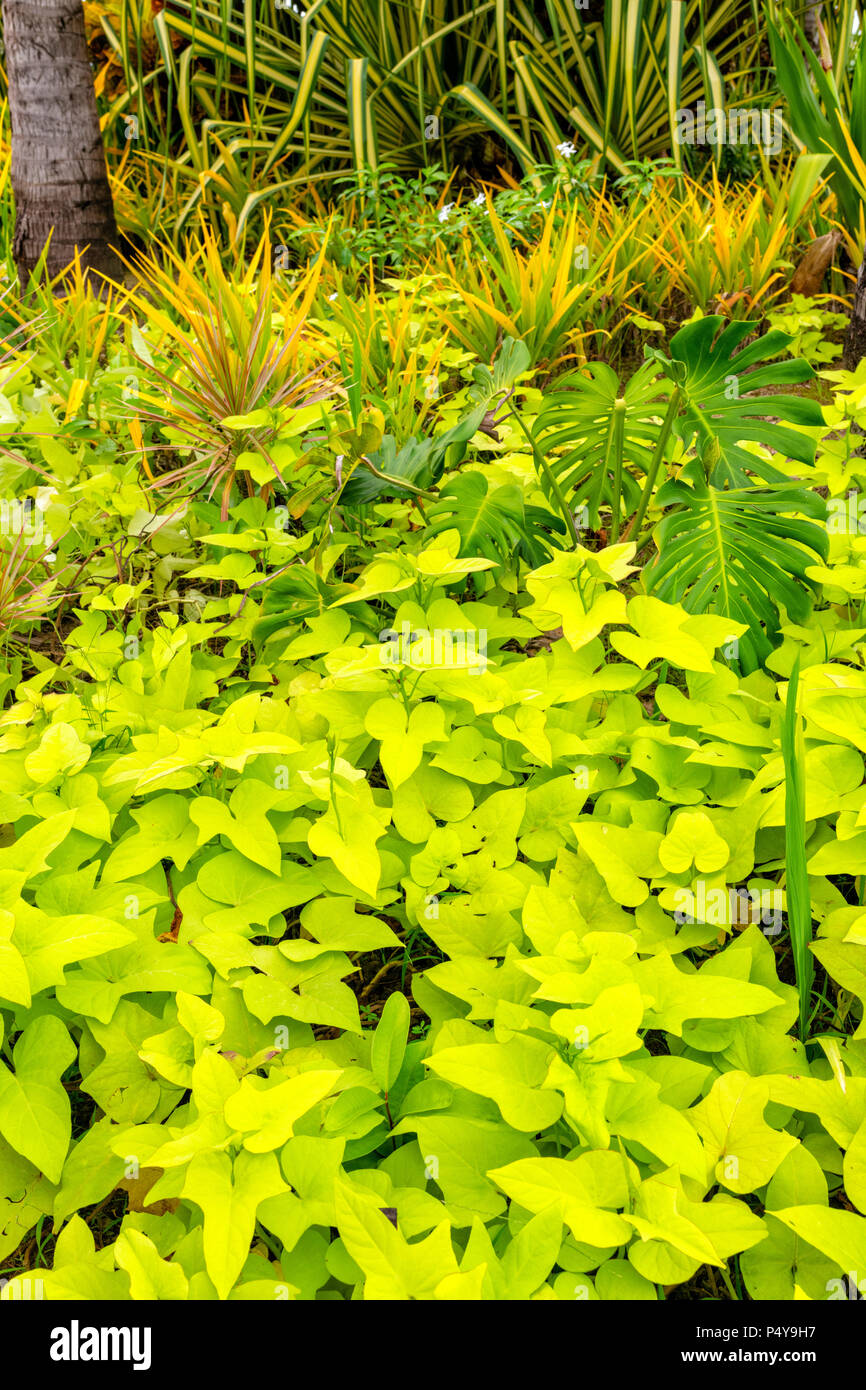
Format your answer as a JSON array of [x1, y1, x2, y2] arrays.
[[773, 1205, 866, 1276], [114, 1227, 189, 1300], [24, 723, 90, 785], [182, 1150, 288, 1300], [488, 1153, 631, 1247], [224, 1070, 343, 1152], [690, 1071, 799, 1193], [334, 1179, 458, 1299], [371, 992, 410, 1094], [426, 1037, 563, 1132], [0, 1017, 75, 1182]]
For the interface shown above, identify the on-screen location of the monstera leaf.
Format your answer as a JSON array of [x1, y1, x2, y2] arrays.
[[663, 317, 824, 487], [427, 472, 562, 568], [648, 462, 829, 670], [531, 359, 671, 531]]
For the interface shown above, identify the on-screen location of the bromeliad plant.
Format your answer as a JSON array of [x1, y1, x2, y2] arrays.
[[436, 195, 642, 367]]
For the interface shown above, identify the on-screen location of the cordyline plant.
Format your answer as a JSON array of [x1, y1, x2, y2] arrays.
[[124, 227, 338, 518], [0, 302, 64, 660], [0, 526, 63, 659]]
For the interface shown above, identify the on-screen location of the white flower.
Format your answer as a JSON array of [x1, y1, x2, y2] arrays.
[[556, 140, 577, 158], [43, 552, 56, 565], [35, 486, 58, 512], [540, 199, 551, 209], [472, 192, 486, 207], [437, 203, 455, 223], [328, 292, 338, 301]]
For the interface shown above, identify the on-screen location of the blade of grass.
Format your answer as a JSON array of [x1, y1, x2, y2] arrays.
[[782, 653, 814, 1041]]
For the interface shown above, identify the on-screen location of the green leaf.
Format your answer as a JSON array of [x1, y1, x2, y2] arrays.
[[334, 1179, 458, 1299], [190, 787, 282, 876], [532, 359, 669, 531], [114, 1227, 190, 1300], [54, 1118, 126, 1225], [181, 1150, 288, 1300], [224, 1070, 343, 1152], [626, 1169, 766, 1280], [488, 1153, 631, 1247], [689, 1071, 799, 1193], [740, 1146, 837, 1301], [307, 784, 389, 897], [0, 1017, 76, 1182], [811, 939, 866, 1040], [648, 469, 827, 672], [772, 1205, 866, 1277], [426, 1036, 563, 1132], [370, 992, 411, 1094], [24, 723, 91, 785], [428, 474, 560, 568], [666, 316, 824, 487]]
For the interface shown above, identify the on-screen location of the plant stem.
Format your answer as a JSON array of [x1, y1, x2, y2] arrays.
[[783, 654, 814, 1041], [506, 401, 580, 547], [360, 456, 439, 499], [623, 387, 680, 543], [609, 397, 627, 543]]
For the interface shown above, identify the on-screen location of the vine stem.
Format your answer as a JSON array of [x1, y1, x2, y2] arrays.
[[506, 401, 580, 548], [622, 387, 680, 543], [608, 397, 627, 543]]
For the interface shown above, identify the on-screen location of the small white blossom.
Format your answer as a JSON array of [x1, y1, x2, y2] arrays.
[[556, 140, 577, 158], [35, 486, 58, 512], [437, 203, 455, 223], [44, 552, 56, 565], [328, 292, 338, 301], [472, 192, 486, 206]]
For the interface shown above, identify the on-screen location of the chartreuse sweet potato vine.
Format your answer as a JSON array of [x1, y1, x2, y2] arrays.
[[0, 521, 866, 1302]]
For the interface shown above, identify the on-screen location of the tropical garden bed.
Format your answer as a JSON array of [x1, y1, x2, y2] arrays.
[[1, 0, 866, 1310]]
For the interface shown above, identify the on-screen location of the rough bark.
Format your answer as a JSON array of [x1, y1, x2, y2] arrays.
[[2, 0, 125, 286], [790, 229, 841, 298], [803, 2, 824, 51], [843, 252, 866, 369]]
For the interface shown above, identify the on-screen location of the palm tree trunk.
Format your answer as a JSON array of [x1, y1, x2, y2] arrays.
[[803, 3, 824, 51], [2, 0, 124, 285]]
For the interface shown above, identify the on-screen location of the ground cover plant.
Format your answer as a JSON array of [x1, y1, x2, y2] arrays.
[[3, 0, 866, 1308]]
